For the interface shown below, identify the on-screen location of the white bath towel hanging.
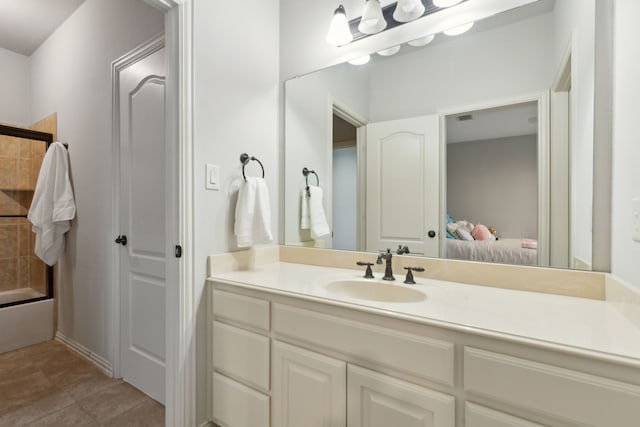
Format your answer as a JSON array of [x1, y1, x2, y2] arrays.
[[28, 141, 76, 266], [300, 185, 330, 239], [234, 177, 273, 247]]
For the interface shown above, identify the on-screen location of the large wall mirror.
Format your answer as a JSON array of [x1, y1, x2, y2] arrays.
[[284, 0, 599, 270]]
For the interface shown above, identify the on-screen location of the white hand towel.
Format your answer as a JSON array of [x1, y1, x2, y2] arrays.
[[234, 177, 273, 247], [300, 188, 310, 230], [27, 141, 76, 266], [300, 185, 330, 239]]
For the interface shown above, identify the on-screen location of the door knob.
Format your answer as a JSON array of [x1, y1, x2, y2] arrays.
[[115, 235, 128, 246], [427, 230, 436, 238]]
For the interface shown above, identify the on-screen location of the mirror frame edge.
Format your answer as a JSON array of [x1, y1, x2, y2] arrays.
[[592, 0, 613, 272]]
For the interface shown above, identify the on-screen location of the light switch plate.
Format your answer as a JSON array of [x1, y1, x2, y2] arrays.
[[206, 164, 219, 190], [633, 198, 640, 242]]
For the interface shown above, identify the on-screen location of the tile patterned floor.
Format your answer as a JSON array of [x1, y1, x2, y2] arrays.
[[0, 340, 164, 426]]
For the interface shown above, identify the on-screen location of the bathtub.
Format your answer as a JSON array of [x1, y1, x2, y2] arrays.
[[0, 293, 54, 354]]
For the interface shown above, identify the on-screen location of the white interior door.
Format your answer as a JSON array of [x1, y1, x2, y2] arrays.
[[117, 45, 166, 404], [365, 115, 440, 257]]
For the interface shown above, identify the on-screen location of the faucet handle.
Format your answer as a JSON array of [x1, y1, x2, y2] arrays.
[[396, 245, 410, 255], [403, 266, 425, 284], [356, 261, 375, 279]]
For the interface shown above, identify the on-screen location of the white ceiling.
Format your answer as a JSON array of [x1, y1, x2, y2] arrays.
[[0, 0, 85, 56], [446, 102, 538, 144]]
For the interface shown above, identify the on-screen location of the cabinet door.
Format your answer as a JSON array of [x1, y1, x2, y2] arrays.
[[465, 402, 545, 427], [348, 365, 455, 427], [273, 341, 347, 427]]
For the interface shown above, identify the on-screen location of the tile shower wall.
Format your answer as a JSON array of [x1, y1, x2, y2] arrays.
[[0, 135, 47, 295]]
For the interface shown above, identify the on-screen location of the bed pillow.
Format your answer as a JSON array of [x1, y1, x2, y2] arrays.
[[446, 213, 456, 239], [447, 220, 474, 238], [456, 228, 474, 241], [471, 224, 492, 241]]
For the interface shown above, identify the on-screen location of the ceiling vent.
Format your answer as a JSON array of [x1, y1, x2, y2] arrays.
[[456, 114, 474, 121]]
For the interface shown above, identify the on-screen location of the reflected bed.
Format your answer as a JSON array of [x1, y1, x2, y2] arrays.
[[446, 238, 537, 266]]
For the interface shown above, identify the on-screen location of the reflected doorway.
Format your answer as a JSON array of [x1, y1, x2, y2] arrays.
[[332, 114, 358, 251], [444, 101, 544, 266]]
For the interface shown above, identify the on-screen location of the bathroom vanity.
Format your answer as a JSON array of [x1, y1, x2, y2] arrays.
[[207, 249, 640, 427]]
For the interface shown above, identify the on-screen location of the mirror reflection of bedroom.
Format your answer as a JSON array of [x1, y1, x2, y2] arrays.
[[445, 102, 541, 266]]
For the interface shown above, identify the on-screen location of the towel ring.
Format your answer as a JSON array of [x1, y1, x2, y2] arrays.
[[240, 153, 265, 181], [302, 167, 319, 196]]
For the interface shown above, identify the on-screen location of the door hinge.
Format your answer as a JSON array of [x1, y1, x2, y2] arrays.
[[174, 245, 182, 258]]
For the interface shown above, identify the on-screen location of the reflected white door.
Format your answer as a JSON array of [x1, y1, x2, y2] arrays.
[[117, 45, 166, 403], [365, 115, 440, 257]]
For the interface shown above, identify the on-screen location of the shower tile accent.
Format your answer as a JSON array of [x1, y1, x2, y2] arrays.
[[0, 218, 46, 295], [0, 134, 48, 299], [0, 258, 18, 292]]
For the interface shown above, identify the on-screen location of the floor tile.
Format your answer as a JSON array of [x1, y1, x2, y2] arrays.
[[0, 389, 75, 426], [76, 381, 148, 422], [101, 397, 165, 427], [0, 340, 164, 426], [0, 370, 57, 413], [25, 403, 99, 427]]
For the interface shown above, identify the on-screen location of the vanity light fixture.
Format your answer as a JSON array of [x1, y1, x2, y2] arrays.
[[326, 0, 469, 47], [408, 34, 435, 47], [377, 45, 401, 56], [393, 0, 425, 23], [358, 0, 387, 35], [348, 55, 371, 65], [326, 5, 353, 46], [433, 0, 463, 7], [443, 21, 474, 36]]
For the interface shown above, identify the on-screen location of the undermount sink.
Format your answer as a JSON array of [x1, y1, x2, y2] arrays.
[[325, 279, 426, 303]]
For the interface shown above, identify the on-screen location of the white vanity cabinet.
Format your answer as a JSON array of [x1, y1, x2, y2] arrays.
[[272, 340, 346, 427], [348, 364, 455, 427], [464, 403, 545, 427], [271, 340, 455, 427], [209, 282, 640, 427], [210, 290, 271, 427]]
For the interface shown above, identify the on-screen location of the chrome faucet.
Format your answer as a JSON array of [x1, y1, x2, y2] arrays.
[[376, 248, 395, 281]]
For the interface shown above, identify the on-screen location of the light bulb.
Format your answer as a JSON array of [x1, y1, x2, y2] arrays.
[[443, 21, 474, 36], [358, 0, 387, 35], [393, 0, 425, 23], [377, 46, 401, 56], [326, 5, 353, 46], [348, 55, 371, 65], [408, 34, 435, 47]]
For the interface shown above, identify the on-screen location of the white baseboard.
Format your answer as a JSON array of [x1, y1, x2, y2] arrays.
[[55, 332, 113, 377]]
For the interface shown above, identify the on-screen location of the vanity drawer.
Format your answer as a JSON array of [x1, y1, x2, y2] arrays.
[[213, 321, 270, 392], [465, 402, 544, 427], [212, 289, 270, 332], [212, 372, 269, 427], [273, 303, 454, 386], [464, 347, 640, 427]]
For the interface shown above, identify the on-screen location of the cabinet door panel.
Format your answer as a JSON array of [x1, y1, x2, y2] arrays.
[[348, 365, 455, 427], [273, 340, 347, 427], [212, 372, 269, 427], [212, 321, 270, 392], [464, 347, 640, 427], [465, 402, 545, 427]]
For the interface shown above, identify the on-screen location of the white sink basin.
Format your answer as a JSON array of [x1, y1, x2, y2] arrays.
[[325, 280, 426, 303]]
